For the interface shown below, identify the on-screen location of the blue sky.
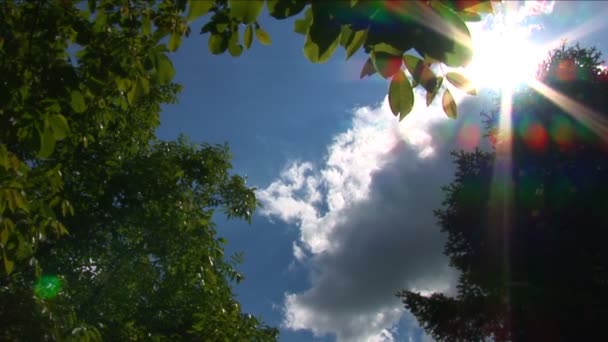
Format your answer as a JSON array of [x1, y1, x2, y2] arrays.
[[156, 2, 608, 341]]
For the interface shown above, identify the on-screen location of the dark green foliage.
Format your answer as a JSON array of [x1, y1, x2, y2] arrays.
[[399, 44, 608, 341], [0, 0, 276, 339]]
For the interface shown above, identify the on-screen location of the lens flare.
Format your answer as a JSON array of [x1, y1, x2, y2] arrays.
[[35, 275, 62, 299]]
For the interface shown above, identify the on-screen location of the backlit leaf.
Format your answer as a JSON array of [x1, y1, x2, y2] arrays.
[[446, 71, 476, 95], [228, 30, 243, 57], [255, 27, 271, 45], [208, 33, 228, 54], [442, 88, 457, 118], [345, 29, 367, 60], [244, 25, 253, 49], [266, 0, 306, 20], [294, 8, 313, 35], [187, 0, 213, 21], [389, 70, 414, 120], [403, 54, 437, 92], [360, 57, 376, 79], [229, 0, 264, 24], [156, 53, 175, 84], [168, 32, 182, 52], [458, 11, 482, 22], [303, 16, 341, 63]]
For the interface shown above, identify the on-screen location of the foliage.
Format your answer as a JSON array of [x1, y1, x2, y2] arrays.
[[1, 0, 276, 339], [173, 0, 496, 119], [398, 44, 608, 341]]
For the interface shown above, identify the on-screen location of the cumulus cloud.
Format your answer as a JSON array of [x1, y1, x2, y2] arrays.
[[257, 90, 493, 341]]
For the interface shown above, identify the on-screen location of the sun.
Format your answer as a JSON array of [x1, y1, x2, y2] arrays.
[[465, 11, 545, 91]]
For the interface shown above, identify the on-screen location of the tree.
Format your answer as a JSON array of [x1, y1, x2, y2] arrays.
[[398, 44, 608, 341], [1, 0, 276, 339]]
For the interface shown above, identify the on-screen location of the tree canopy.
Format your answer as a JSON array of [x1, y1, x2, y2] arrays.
[[398, 44, 608, 341]]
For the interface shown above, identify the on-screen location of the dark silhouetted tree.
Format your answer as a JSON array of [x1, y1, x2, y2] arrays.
[[398, 44, 608, 341]]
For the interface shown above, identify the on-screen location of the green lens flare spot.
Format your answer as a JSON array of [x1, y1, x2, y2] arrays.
[[35, 275, 62, 299]]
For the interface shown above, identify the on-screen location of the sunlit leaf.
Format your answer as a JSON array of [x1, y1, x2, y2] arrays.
[[187, 0, 213, 22], [446, 71, 476, 95], [389, 70, 414, 120], [229, 0, 264, 24], [442, 88, 457, 118]]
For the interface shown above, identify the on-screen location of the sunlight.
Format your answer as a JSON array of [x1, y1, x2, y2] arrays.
[[467, 7, 544, 91], [528, 78, 608, 144]]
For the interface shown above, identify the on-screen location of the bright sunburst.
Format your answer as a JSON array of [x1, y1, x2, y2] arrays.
[[466, 9, 544, 91]]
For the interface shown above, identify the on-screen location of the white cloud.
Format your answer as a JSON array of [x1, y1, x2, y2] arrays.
[[257, 90, 496, 341]]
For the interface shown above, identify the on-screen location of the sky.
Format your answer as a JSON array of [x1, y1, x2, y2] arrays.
[[156, 1, 608, 341]]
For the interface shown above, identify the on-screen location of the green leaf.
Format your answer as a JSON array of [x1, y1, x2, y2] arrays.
[[373, 43, 403, 56], [228, 30, 243, 57], [187, 0, 214, 21], [142, 12, 152, 35], [458, 11, 482, 22], [403, 54, 437, 92], [168, 32, 182, 52], [3, 250, 14, 275], [0, 145, 8, 170], [127, 78, 143, 104], [360, 57, 376, 79], [371, 51, 402, 79], [244, 25, 253, 49], [345, 29, 367, 60], [229, 0, 264, 24], [254, 27, 271, 46], [266, 0, 307, 20], [464, 0, 494, 14], [294, 8, 313, 35], [70, 90, 86, 113], [304, 19, 341, 63], [156, 53, 175, 84], [429, 1, 473, 67], [388, 70, 414, 120], [49, 114, 70, 140], [426, 77, 443, 106], [442, 88, 457, 119], [208, 33, 228, 54], [38, 127, 56, 158], [446, 71, 476, 95]]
